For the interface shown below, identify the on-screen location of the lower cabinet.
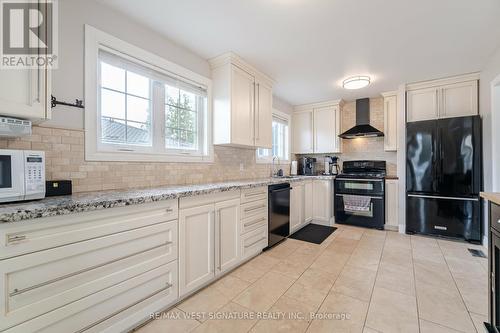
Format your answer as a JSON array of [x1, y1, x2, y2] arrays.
[[313, 179, 334, 225], [304, 180, 313, 222], [178, 204, 216, 296], [290, 183, 304, 232], [385, 179, 399, 230], [178, 192, 243, 297]]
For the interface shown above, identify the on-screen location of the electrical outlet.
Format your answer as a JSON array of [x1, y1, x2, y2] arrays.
[[239, 163, 244, 171]]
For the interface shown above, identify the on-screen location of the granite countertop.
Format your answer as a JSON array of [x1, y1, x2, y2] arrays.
[[0, 175, 336, 223], [481, 192, 500, 206]]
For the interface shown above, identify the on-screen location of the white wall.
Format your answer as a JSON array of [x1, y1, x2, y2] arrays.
[[44, 0, 291, 129], [479, 45, 500, 243]]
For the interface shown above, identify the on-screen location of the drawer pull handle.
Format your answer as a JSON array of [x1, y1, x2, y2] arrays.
[[165, 207, 174, 213], [244, 204, 266, 213], [245, 192, 265, 198], [7, 235, 26, 244], [497, 219, 500, 224], [244, 218, 266, 228], [245, 237, 267, 248], [9, 241, 172, 297], [75, 282, 174, 333]]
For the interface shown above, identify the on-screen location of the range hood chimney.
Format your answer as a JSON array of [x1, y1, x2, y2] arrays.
[[338, 98, 384, 139]]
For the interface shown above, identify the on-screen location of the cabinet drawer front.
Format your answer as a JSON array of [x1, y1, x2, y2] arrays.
[[241, 187, 267, 203], [1, 220, 177, 329], [7, 261, 178, 333], [241, 225, 268, 260], [241, 211, 267, 234], [0, 199, 178, 259], [240, 200, 267, 220]]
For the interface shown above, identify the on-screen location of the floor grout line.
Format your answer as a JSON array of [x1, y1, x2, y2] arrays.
[[410, 236, 423, 333]]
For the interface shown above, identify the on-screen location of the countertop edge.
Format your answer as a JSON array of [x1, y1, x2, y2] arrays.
[[480, 192, 500, 206]]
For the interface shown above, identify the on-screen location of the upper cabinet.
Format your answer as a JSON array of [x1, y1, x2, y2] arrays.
[[0, 66, 51, 122], [292, 100, 343, 154], [406, 73, 478, 122], [210, 53, 274, 149], [381, 91, 398, 151]]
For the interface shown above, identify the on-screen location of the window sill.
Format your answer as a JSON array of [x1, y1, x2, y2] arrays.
[[85, 150, 214, 163]]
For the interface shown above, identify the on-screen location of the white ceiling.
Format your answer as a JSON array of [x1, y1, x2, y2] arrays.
[[97, 0, 500, 105]]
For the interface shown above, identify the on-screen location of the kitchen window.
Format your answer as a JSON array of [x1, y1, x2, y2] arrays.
[[257, 112, 290, 163], [85, 25, 212, 162]]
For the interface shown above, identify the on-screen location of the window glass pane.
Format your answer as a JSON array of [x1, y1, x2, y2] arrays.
[[165, 102, 200, 150], [101, 118, 126, 144], [127, 71, 150, 98], [101, 89, 125, 119], [126, 121, 151, 145], [178, 109, 196, 132], [179, 89, 196, 111], [166, 105, 178, 129], [101, 62, 125, 91], [127, 95, 150, 124], [166, 85, 179, 106], [166, 127, 179, 148]]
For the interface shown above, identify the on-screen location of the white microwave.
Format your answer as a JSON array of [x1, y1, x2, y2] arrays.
[[0, 150, 45, 203]]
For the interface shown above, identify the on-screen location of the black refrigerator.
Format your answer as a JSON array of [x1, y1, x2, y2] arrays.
[[406, 115, 482, 242]]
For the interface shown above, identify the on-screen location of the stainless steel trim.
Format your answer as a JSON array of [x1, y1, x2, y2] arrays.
[[407, 194, 479, 201], [335, 194, 383, 200], [244, 204, 266, 213], [7, 235, 27, 244], [9, 242, 172, 297], [245, 237, 267, 248], [244, 217, 266, 228], [75, 282, 173, 333], [336, 178, 383, 182]]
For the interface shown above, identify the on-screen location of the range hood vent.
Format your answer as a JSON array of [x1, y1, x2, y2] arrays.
[[338, 98, 384, 139]]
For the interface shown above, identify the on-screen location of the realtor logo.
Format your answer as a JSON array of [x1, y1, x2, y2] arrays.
[[0, 0, 58, 68]]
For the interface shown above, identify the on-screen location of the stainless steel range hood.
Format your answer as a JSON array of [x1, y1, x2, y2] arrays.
[[338, 98, 384, 139]]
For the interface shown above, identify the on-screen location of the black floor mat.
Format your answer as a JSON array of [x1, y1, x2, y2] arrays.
[[289, 224, 337, 244]]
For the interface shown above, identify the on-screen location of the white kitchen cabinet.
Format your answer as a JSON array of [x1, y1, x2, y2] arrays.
[[178, 204, 215, 296], [304, 180, 313, 222], [406, 73, 478, 122], [382, 92, 398, 151], [210, 52, 273, 149], [292, 110, 314, 154], [385, 179, 399, 230], [215, 198, 241, 274], [290, 183, 304, 233], [0, 67, 51, 121], [293, 100, 343, 154], [312, 179, 333, 225], [314, 105, 341, 154]]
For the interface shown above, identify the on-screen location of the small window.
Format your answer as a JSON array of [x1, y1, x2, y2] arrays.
[[257, 113, 290, 163]]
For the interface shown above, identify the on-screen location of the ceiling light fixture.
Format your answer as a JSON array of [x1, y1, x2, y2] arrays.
[[342, 76, 371, 90]]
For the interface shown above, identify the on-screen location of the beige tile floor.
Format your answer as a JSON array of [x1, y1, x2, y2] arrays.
[[135, 225, 488, 333]]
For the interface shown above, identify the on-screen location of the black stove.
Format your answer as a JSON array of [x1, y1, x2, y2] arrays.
[[334, 160, 386, 229]]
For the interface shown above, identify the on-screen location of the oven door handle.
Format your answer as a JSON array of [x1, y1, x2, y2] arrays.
[[335, 178, 384, 182], [335, 194, 383, 200]]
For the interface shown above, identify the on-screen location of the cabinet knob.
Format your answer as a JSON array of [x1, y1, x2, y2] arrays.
[[165, 207, 174, 213]]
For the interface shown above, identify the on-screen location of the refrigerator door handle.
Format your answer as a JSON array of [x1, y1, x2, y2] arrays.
[[407, 194, 479, 201]]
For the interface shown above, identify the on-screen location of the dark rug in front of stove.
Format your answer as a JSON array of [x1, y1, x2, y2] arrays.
[[289, 223, 337, 244]]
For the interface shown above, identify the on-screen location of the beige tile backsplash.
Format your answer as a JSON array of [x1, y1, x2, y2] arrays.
[[0, 126, 286, 193]]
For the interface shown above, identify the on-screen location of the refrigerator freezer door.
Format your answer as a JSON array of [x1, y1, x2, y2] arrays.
[[437, 116, 482, 196], [406, 194, 481, 242], [406, 120, 438, 194]]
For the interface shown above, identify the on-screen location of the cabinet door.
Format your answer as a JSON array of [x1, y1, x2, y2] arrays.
[[385, 180, 399, 230], [179, 204, 215, 296], [231, 65, 255, 146], [292, 110, 314, 154], [215, 199, 241, 274], [290, 184, 303, 232], [384, 95, 398, 151], [0, 68, 50, 120], [313, 180, 333, 225], [440, 81, 478, 118], [407, 87, 439, 122], [304, 181, 313, 222], [314, 106, 340, 153], [255, 81, 272, 149]]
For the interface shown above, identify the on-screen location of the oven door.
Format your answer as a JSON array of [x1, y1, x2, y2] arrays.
[[0, 150, 25, 203], [335, 178, 384, 196], [335, 193, 385, 229]]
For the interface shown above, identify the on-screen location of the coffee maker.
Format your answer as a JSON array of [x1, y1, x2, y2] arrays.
[[331, 156, 340, 175], [298, 157, 316, 175]]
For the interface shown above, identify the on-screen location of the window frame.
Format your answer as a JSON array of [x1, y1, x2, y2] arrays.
[[256, 109, 291, 164], [84, 25, 213, 163]]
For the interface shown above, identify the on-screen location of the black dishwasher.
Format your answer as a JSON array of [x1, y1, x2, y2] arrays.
[[267, 183, 290, 249]]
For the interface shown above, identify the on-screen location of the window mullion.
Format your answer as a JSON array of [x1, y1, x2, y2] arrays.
[[152, 81, 165, 153]]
